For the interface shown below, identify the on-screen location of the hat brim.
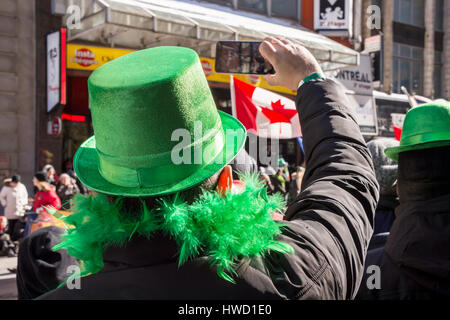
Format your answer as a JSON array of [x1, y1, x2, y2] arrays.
[[385, 140, 450, 161], [73, 111, 247, 197]]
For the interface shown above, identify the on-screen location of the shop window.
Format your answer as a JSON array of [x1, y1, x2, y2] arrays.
[[393, 43, 442, 98], [435, 0, 444, 31], [393, 43, 424, 95], [203, 0, 301, 23], [394, 0, 424, 28], [238, 0, 267, 14], [434, 51, 443, 98], [271, 0, 299, 20], [203, 0, 233, 7]]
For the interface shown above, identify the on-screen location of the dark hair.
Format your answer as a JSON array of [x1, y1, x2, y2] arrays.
[[11, 175, 21, 183], [107, 170, 221, 219], [398, 145, 450, 201], [34, 172, 48, 182]]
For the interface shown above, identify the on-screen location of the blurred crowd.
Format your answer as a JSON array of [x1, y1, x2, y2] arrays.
[[259, 157, 305, 205], [0, 163, 87, 257]]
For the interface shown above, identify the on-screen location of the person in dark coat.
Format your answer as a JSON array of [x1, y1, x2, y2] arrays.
[[366, 138, 399, 250], [38, 38, 378, 300], [357, 101, 450, 299], [16, 226, 79, 300]]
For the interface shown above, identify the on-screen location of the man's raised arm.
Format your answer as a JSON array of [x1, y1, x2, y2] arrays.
[[259, 37, 379, 299]]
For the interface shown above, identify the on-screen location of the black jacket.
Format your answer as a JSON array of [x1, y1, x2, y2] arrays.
[[17, 226, 78, 300], [358, 146, 450, 299], [39, 78, 379, 300]]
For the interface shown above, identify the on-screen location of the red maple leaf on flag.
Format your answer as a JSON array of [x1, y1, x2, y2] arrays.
[[261, 99, 298, 124], [231, 77, 301, 138]]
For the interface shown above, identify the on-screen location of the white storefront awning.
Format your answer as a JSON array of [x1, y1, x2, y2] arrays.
[[59, 0, 359, 71]]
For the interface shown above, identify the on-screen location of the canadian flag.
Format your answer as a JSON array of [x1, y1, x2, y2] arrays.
[[230, 77, 301, 139]]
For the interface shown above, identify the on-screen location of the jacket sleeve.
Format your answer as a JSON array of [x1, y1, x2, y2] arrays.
[[19, 185, 28, 212], [50, 191, 61, 209], [32, 193, 40, 211], [246, 78, 379, 300]]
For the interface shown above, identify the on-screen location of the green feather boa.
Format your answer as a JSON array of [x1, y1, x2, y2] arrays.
[[53, 174, 293, 283]]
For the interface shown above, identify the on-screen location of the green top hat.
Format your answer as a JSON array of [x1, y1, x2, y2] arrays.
[[74, 46, 246, 197], [385, 101, 450, 161]]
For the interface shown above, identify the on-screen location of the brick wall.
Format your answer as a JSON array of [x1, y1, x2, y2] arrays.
[[0, 0, 36, 193]]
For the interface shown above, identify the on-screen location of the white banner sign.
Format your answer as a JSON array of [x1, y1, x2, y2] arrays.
[[47, 30, 60, 112], [314, 0, 353, 36], [335, 54, 373, 96], [334, 54, 378, 135]]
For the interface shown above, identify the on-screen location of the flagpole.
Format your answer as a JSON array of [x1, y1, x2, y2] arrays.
[[230, 75, 237, 118]]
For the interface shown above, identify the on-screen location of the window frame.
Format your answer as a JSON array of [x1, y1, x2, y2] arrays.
[[435, 0, 444, 31], [392, 43, 424, 95], [201, 0, 302, 24], [237, 0, 268, 14], [270, 0, 302, 22], [393, 0, 425, 28]]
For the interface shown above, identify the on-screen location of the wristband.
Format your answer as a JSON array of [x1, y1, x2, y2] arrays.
[[297, 72, 324, 90]]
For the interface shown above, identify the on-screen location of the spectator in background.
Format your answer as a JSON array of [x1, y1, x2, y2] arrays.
[[56, 173, 80, 210], [358, 101, 450, 299], [0, 175, 28, 241], [272, 168, 287, 195], [33, 172, 61, 214], [279, 158, 291, 200], [0, 215, 16, 257], [278, 158, 290, 183], [259, 166, 275, 195], [366, 138, 399, 250], [0, 177, 11, 216], [288, 166, 305, 205], [0, 215, 7, 233], [16, 226, 79, 300], [66, 169, 88, 195], [43, 164, 59, 186], [0, 178, 11, 214]]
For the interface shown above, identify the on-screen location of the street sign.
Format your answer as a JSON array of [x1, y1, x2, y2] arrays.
[[47, 117, 62, 137], [47, 30, 60, 112], [314, 0, 353, 37], [364, 35, 382, 53], [334, 54, 378, 135], [46, 28, 67, 112]]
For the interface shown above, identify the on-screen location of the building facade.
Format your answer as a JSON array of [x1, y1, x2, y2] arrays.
[[0, 0, 37, 192], [365, 0, 447, 99]]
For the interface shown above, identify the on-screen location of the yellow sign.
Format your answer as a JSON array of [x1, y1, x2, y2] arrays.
[[67, 44, 296, 96], [67, 44, 134, 71]]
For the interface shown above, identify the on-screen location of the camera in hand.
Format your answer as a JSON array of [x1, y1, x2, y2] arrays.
[[215, 41, 275, 75]]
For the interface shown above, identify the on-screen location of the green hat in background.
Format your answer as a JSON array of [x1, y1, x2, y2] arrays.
[[278, 158, 288, 167], [74, 46, 246, 197], [385, 101, 450, 161]]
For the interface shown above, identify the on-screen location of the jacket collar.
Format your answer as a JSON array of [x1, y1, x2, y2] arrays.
[[102, 232, 179, 269]]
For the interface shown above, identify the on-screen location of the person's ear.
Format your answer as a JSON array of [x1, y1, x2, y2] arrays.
[[217, 165, 233, 197]]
